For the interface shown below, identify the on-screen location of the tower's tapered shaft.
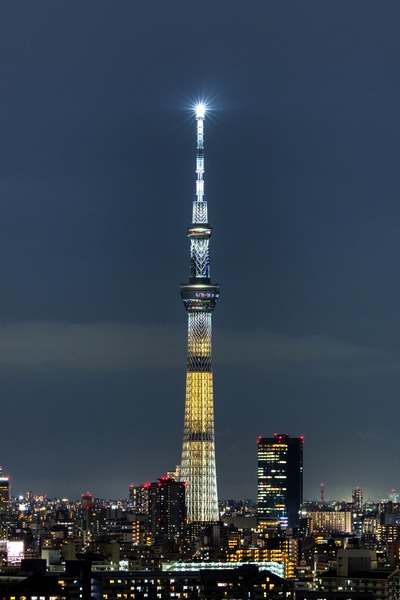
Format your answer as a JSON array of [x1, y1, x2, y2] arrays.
[[180, 105, 219, 523]]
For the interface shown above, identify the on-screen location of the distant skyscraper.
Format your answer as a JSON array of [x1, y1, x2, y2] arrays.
[[180, 104, 219, 524], [0, 466, 10, 516], [129, 483, 150, 514], [81, 491, 94, 543], [352, 486, 363, 511], [257, 434, 303, 531], [81, 492, 94, 510], [148, 477, 186, 544], [388, 489, 400, 503]]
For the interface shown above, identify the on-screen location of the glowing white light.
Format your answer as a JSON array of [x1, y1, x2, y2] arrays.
[[7, 541, 24, 564], [195, 103, 206, 118]]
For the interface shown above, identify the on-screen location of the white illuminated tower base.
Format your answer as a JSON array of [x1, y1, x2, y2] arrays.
[[180, 105, 219, 524]]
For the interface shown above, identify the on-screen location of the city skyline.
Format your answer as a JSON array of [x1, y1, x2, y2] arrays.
[[1, 2, 400, 501]]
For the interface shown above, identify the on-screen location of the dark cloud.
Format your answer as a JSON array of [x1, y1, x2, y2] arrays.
[[0, 321, 395, 375]]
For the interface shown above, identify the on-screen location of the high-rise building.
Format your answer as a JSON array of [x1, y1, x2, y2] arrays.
[[180, 104, 219, 524], [389, 489, 400, 503], [352, 486, 363, 510], [81, 492, 94, 510], [81, 491, 94, 544], [305, 509, 352, 535], [0, 467, 10, 516], [148, 477, 186, 544], [129, 483, 150, 514], [257, 434, 303, 531]]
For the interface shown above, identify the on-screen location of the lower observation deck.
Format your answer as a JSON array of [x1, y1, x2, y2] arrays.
[[180, 282, 219, 312]]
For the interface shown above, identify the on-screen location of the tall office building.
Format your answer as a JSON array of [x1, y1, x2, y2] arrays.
[[352, 486, 363, 510], [129, 483, 150, 514], [81, 492, 94, 510], [148, 477, 186, 544], [257, 434, 303, 531], [180, 104, 220, 523], [0, 467, 10, 516]]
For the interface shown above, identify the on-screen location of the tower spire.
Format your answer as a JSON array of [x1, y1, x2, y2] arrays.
[[180, 105, 219, 523], [195, 104, 205, 204]]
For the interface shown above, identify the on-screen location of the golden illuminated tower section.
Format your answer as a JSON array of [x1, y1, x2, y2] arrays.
[[180, 104, 219, 523]]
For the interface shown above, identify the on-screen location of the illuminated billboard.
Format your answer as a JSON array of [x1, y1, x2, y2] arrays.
[[7, 541, 24, 564]]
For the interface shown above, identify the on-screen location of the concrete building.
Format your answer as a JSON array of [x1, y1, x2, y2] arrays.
[[315, 549, 400, 600], [148, 477, 186, 544], [307, 510, 352, 535]]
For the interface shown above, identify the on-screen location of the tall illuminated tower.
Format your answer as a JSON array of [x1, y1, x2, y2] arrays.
[[180, 104, 219, 523]]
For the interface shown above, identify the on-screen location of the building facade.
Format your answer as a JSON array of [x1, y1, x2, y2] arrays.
[[257, 434, 303, 531], [129, 483, 150, 514], [0, 467, 10, 516], [148, 477, 186, 544], [306, 509, 352, 535]]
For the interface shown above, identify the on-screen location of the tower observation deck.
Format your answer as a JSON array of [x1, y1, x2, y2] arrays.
[[180, 104, 219, 523]]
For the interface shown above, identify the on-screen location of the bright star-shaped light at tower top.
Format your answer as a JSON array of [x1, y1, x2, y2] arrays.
[[195, 103, 206, 118]]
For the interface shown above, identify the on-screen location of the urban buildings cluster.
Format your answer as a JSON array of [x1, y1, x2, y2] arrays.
[[1, 451, 400, 599]]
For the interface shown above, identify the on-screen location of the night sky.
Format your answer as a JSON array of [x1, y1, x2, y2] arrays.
[[1, 1, 400, 502]]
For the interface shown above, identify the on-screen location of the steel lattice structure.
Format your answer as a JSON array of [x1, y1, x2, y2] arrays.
[[180, 105, 219, 523]]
